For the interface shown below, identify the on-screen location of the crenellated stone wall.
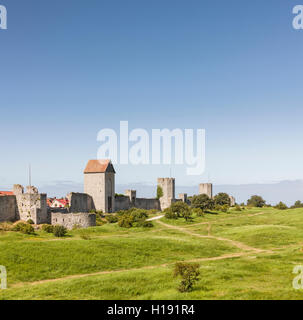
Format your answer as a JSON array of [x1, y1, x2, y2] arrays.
[[67, 192, 94, 213]]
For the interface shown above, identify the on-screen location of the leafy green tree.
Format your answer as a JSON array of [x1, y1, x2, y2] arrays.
[[118, 215, 133, 228], [214, 193, 230, 206], [291, 200, 303, 209], [157, 186, 163, 199], [275, 202, 288, 210], [170, 202, 192, 221], [174, 262, 200, 292], [191, 207, 204, 217], [164, 208, 178, 219], [247, 195, 266, 208], [191, 194, 214, 211], [42, 224, 54, 233]]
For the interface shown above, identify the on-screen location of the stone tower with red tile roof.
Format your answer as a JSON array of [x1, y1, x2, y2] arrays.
[[84, 159, 116, 213]]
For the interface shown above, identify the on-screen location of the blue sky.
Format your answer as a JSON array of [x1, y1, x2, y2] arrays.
[[0, 0, 303, 192]]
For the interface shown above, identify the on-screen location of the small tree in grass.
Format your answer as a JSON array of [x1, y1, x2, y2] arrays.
[[275, 202, 288, 210], [157, 186, 163, 199], [53, 225, 67, 237], [214, 193, 230, 206], [247, 195, 266, 208], [174, 262, 200, 292], [191, 194, 214, 211], [170, 202, 192, 221]]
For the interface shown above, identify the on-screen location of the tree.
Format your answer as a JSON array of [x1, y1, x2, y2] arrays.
[[247, 195, 266, 208], [275, 202, 288, 210], [191, 194, 214, 211], [157, 186, 163, 199], [291, 200, 303, 209], [170, 202, 192, 221], [173, 262, 200, 292], [214, 193, 230, 206], [118, 215, 133, 228]]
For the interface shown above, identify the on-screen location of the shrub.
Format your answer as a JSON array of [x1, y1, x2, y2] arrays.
[[130, 209, 148, 222], [27, 219, 34, 225], [275, 202, 288, 210], [142, 221, 154, 228], [118, 215, 133, 228], [170, 202, 192, 221], [291, 200, 303, 209], [173, 262, 200, 292], [234, 205, 242, 211], [42, 224, 54, 233], [214, 193, 230, 206], [106, 215, 118, 223], [191, 208, 204, 217], [53, 225, 67, 237], [164, 208, 178, 219], [191, 194, 214, 211], [22, 224, 35, 234], [247, 195, 266, 208], [220, 204, 229, 213], [12, 222, 27, 232]]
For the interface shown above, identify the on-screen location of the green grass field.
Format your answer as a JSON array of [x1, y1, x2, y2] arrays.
[[1, 207, 303, 300]]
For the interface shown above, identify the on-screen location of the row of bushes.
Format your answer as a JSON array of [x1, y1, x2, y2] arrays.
[[42, 224, 67, 237], [106, 208, 155, 229]]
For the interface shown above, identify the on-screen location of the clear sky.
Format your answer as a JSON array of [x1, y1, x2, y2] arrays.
[[0, 0, 303, 191]]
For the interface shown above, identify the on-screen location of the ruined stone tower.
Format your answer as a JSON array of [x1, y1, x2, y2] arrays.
[[84, 160, 115, 213], [157, 178, 175, 210], [199, 183, 213, 198]]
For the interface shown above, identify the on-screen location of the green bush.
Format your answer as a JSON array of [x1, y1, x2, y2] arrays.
[[164, 208, 178, 219], [12, 222, 27, 232], [106, 215, 118, 223], [42, 224, 54, 233], [234, 205, 242, 211], [27, 219, 34, 225], [53, 225, 67, 237], [191, 207, 204, 217], [142, 221, 154, 228], [13, 223, 35, 235], [21, 224, 35, 234], [220, 204, 229, 212], [130, 209, 148, 222], [173, 262, 200, 292], [275, 202, 288, 210], [214, 193, 231, 206], [170, 202, 192, 221], [118, 215, 133, 228], [291, 200, 303, 209]]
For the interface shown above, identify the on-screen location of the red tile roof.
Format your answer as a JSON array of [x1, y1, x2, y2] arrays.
[[84, 159, 115, 173], [0, 191, 13, 196], [56, 198, 69, 206]]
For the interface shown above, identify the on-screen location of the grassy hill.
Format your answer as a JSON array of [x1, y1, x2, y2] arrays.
[[1, 207, 303, 300]]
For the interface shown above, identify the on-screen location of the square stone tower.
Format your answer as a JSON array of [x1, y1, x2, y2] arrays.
[[84, 160, 115, 213], [157, 178, 175, 210], [199, 183, 213, 198]]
